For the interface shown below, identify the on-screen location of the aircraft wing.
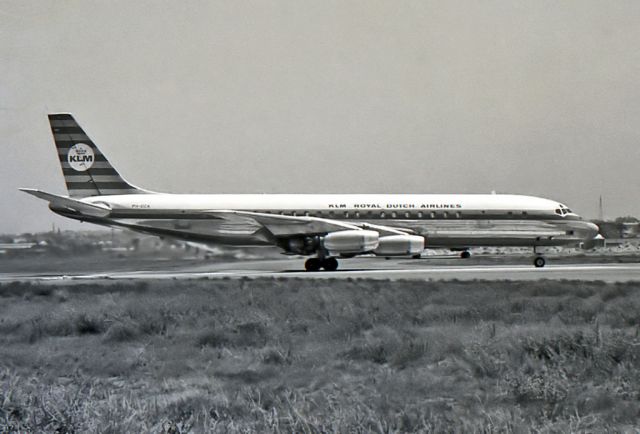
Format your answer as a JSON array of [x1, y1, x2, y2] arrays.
[[203, 210, 364, 237], [19, 188, 111, 218]]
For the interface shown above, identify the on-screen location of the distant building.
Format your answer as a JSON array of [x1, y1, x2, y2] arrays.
[[622, 222, 639, 238]]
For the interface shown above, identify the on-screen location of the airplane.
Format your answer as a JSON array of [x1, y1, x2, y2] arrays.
[[21, 113, 600, 271]]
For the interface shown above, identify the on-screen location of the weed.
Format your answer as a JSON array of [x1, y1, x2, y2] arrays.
[[0, 278, 638, 432], [75, 314, 103, 335], [197, 330, 229, 348], [103, 321, 140, 343]]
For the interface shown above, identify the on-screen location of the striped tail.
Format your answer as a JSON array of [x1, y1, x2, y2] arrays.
[[48, 113, 149, 198]]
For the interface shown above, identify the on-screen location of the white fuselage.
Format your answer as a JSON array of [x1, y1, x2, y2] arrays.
[[53, 193, 600, 249]]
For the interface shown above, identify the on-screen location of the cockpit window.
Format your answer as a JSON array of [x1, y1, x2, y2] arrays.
[[555, 209, 562, 215], [557, 204, 573, 214]]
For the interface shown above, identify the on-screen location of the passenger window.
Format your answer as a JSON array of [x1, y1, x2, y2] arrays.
[[380, 212, 385, 218], [405, 212, 411, 218], [391, 212, 397, 218], [430, 212, 435, 219], [417, 212, 423, 219], [455, 212, 461, 219], [355, 211, 360, 218]]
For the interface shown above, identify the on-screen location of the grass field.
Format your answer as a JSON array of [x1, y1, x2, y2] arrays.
[[1, 278, 639, 432]]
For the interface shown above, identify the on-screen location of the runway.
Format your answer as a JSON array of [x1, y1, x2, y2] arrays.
[[2, 257, 640, 282]]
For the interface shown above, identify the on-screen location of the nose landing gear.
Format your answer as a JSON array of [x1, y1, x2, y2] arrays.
[[532, 246, 546, 268]]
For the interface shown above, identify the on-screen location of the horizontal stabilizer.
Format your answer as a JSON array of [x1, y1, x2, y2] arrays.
[[20, 188, 111, 217]]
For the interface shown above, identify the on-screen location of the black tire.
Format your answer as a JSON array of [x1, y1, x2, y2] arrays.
[[322, 257, 339, 271], [305, 258, 321, 271], [534, 256, 546, 268], [460, 251, 471, 259]]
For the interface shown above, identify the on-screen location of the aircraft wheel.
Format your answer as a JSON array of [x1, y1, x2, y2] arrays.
[[534, 256, 546, 268], [305, 258, 322, 271], [412, 254, 421, 259], [460, 251, 471, 259], [322, 257, 339, 271]]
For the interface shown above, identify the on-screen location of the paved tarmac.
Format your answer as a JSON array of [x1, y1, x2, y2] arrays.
[[2, 256, 640, 282]]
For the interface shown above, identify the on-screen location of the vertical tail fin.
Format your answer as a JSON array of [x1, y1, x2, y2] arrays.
[[48, 113, 149, 197]]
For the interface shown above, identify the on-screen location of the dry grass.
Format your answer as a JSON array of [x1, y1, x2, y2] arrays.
[[1, 278, 639, 432]]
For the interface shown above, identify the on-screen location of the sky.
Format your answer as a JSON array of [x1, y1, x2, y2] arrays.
[[2, 0, 639, 234]]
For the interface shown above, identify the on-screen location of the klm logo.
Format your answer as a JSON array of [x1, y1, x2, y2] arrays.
[[68, 143, 95, 172], [69, 154, 93, 163]]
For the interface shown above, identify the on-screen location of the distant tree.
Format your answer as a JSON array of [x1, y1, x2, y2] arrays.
[[614, 216, 639, 223]]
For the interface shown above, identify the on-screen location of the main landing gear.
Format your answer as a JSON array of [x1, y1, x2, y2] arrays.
[[460, 250, 471, 259], [305, 257, 339, 272]]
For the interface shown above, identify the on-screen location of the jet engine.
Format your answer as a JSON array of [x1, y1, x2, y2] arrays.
[[374, 234, 425, 256], [323, 230, 379, 255]]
